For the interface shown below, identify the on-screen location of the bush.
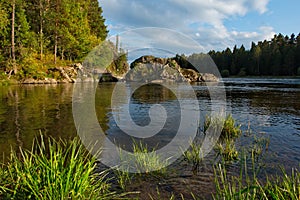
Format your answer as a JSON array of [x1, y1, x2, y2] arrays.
[[221, 69, 230, 77], [297, 67, 300, 76], [238, 68, 247, 76]]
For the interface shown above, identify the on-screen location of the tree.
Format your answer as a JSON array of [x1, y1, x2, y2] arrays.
[[11, 0, 16, 74], [87, 0, 108, 40], [253, 44, 261, 75]]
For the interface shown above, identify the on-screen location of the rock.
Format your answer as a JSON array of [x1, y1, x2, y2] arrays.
[[99, 73, 118, 82], [125, 55, 219, 83], [162, 64, 185, 82], [200, 73, 219, 82], [130, 55, 168, 69], [179, 68, 200, 82], [22, 78, 36, 84]]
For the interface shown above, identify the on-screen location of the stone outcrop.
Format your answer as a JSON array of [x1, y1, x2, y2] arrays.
[[21, 64, 81, 84], [125, 55, 219, 83]]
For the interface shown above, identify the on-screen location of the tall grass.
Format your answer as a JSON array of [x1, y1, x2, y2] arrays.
[[124, 140, 169, 175], [204, 114, 242, 140], [204, 114, 242, 162], [182, 140, 203, 172], [0, 136, 123, 200], [214, 138, 238, 162], [213, 154, 300, 200]]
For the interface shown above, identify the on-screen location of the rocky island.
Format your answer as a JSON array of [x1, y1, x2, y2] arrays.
[[124, 55, 219, 83]]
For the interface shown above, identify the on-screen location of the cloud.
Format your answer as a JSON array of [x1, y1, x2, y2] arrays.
[[100, 0, 272, 53]]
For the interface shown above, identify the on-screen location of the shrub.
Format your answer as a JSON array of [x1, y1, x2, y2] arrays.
[[238, 68, 247, 76], [221, 69, 230, 77]]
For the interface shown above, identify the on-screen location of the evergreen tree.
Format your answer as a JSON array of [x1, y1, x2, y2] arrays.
[[208, 33, 300, 77], [87, 0, 108, 40]]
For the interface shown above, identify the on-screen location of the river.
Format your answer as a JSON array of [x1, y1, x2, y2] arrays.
[[0, 78, 299, 198]]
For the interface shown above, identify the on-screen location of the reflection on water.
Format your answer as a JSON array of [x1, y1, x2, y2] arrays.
[[0, 78, 299, 196], [0, 84, 76, 160]]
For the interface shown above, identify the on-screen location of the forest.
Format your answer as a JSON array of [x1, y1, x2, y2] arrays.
[[207, 33, 300, 77], [0, 0, 299, 81], [0, 0, 128, 81]]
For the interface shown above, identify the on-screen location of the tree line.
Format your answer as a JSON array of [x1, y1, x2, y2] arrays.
[[207, 33, 300, 76], [0, 0, 109, 79]]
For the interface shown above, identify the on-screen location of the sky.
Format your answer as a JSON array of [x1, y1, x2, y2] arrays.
[[99, 0, 300, 56]]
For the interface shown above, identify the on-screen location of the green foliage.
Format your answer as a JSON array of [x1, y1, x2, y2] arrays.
[[17, 53, 71, 80], [204, 114, 241, 162], [297, 67, 300, 76], [0, 135, 123, 200], [221, 69, 230, 77], [209, 33, 300, 76], [113, 168, 132, 191], [0, 0, 108, 79], [117, 140, 169, 176]]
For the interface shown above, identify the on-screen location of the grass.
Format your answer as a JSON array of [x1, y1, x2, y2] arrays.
[[204, 114, 242, 162], [0, 114, 298, 199], [204, 114, 242, 140], [182, 140, 204, 172], [213, 153, 300, 200], [214, 138, 239, 162], [113, 140, 169, 192], [0, 135, 125, 200], [129, 140, 169, 175]]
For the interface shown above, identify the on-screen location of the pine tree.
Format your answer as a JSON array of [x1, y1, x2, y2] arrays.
[[87, 0, 108, 40]]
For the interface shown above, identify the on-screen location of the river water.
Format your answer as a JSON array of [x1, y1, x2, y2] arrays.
[[0, 78, 299, 198]]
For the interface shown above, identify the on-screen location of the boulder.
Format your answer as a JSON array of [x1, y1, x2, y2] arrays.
[[99, 73, 118, 82], [200, 73, 219, 82]]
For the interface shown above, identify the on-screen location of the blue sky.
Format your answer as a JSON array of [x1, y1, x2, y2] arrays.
[[99, 0, 300, 54]]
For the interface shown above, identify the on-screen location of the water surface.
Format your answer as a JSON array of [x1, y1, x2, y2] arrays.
[[0, 78, 299, 198]]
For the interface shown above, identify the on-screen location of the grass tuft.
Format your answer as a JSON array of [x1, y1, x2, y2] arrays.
[[0, 135, 124, 200], [204, 114, 242, 140], [182, 140, 203, 173]]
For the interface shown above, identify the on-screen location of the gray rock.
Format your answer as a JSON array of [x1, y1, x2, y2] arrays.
[[125, 55, 219, 83]]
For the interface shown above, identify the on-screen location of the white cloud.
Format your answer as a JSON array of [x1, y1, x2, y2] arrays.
[[100, 0, 272, 53], [249, 0, 270, 14]]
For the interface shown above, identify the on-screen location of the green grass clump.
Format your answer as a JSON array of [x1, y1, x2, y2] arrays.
[[0, 136, 121, 200], [182, 140, 203, 172], [204, 114, 242, 140], [214, 138, 239, 162], [132, 141, 168, 175], [213, 156, 300, 200], [204, 114, 241, 162]]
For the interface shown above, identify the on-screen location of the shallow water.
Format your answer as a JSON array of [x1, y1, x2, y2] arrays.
[[0, 78, 299, 198]]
